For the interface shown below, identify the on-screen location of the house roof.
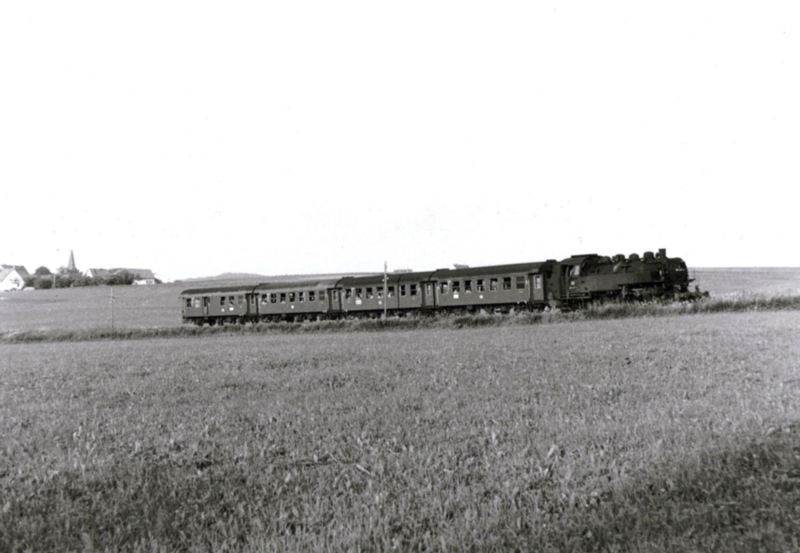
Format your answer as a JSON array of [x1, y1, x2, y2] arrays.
[[0, 265, 29, 280], [111, 268, 156, 280], [89, 268, 156, 279]]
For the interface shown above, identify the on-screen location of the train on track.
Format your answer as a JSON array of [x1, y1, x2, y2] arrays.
[[180, 248, 698, 326]]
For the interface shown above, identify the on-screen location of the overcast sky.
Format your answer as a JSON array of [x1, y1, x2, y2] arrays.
[[2, 2, 798, 281]]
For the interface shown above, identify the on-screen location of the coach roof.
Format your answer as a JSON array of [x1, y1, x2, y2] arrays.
[[432, 261, 549, 280], [338, 270, 438, 288], [254, 277, 344, 291], [180, 284, 258, 296]]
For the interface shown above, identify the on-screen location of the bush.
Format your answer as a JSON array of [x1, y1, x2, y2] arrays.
[[33, 277, 53, 290]]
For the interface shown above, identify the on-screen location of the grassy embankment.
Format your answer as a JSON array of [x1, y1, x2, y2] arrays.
[[1, 311, 799, 551], [2, 292, 800, 344]]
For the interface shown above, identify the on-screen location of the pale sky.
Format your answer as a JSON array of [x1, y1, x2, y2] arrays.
[[2, 2, 798, 281]]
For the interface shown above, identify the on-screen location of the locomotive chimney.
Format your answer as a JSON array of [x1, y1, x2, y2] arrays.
[[659, 248, 667, 258]]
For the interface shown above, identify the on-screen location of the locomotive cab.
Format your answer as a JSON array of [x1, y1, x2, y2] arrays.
[[556, 254, 600, 301]]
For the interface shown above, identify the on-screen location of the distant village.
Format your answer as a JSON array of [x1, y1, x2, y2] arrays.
[[0, 250, 159, 291]]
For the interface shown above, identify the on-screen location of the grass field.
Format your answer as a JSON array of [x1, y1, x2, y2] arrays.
[[2, 311, 799, 551], [1, 268, 799, 334], [692, 267, 800, 297]]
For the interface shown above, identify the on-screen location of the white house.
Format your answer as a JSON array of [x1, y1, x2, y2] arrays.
[[87, 268, 112, 279], [87, 267, 157, 285], [0, 265, 30, 291]]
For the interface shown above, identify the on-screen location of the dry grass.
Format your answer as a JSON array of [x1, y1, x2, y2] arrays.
[[2, 311, 798, 551]]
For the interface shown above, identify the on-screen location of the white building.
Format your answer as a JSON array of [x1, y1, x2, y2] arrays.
[[0, 265, 30, 291]]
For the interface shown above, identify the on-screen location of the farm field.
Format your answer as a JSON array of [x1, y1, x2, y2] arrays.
[[1, 268, 799, 334], [0, 283, 182, 332], [691, 267, 800, 297], [2, 311, 799, 551]]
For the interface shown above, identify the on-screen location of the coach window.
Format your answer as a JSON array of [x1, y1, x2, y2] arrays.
[[376, 288, 383, 299], [400, 285, 407, 297], [280, 293, 286, 303], [238, 296, 243, 305], [309, 291, 315, 301], [452, 281, 460, 294], [185, 298, 192, 308], [534, 275, 542, 289], [320, 290, 327, 301], [440, 281, 449, 294], [193, 298, 201, 308], [410, 284, 418, 296], [220, 297, 225, 306], [356, 288, 363, 299], [229, 296, 236, 305], [570, 265, 581, 277], [477, 279, 485, 292], [464, 280, 472, 293], [271, 293, 277, 303], [425, 283, 433, 296], [289, 292, 296, 302], [331, 290, 338, 301], [503, 277, 512, 290], [490, 278, 498, 291], [366, 287, 373, 299], [345, 288, 352, 300], [516, 276, 526, 289], [387, 286, 395, 297], [299, 292, 304, 302], [261, 294, 268, 304]]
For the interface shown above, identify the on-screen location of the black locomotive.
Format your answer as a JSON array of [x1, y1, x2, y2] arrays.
[[180, 248, 695, 325]]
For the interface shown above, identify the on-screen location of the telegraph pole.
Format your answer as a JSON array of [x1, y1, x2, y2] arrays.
[[110, 287, 115, 336], [383, 261, 388, 319]]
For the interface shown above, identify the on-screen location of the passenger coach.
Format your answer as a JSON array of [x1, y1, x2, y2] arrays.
[[180, 248, 695, 325]]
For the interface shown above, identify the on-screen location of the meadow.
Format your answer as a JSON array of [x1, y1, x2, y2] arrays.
[[1, 312, 799, 551], [691, 267, 800, 297], [1, 267, 799, 334]]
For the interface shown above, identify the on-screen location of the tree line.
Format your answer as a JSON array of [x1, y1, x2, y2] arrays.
[[23, 267, 159, 289]]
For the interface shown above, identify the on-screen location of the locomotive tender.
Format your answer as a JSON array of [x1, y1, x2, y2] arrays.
[[180, 248, 693, 326]]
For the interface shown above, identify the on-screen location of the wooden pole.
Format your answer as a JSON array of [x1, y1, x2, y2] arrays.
[[383, 261, 388, 319], [110, 287, 115, 335]]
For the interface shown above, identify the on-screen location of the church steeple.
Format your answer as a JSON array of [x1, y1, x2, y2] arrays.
[[67, 250, 77, 273]]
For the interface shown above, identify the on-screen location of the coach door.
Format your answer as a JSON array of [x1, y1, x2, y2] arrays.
[[422, 281, 436, 309], [203, 297, 210, 316], [532, 274, 545, 302], [546, 268, 561, 305]]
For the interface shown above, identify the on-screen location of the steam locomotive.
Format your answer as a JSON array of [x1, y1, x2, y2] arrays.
[[180, 248, 696, 326]]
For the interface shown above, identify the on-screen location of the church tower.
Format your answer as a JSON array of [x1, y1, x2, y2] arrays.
[[67, 250, 77, 273]]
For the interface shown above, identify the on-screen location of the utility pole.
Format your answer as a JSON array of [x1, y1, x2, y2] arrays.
[[110, 287, 115, 336], [383, 261, 388, 319]]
